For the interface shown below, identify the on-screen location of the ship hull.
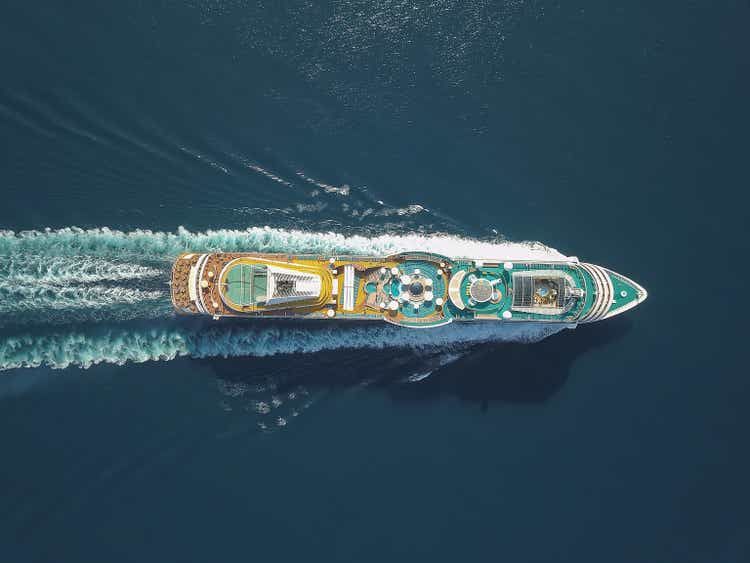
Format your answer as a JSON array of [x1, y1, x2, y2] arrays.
[[171, 252, 646, 328]]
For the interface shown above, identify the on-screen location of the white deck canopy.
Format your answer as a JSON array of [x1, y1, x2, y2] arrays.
[[264, 265, 322, 305], [447, 270, 467, 310], [342, 264, 356, 311]]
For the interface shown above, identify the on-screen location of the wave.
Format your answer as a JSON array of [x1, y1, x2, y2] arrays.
[[0, 321, 566, 371], [0, 226, 572, 368], [0, 256, 165, 285], [0, 283, 171, 326], [0, 285, 166, 312], [404, 351, 467, 383], [0, 226, 569, 261]]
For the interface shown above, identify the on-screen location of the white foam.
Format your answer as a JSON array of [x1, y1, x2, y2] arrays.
[[296, 172, 350, 195], [0, 226, 571, 368], [179, 146, 230, 174], [242, 160, 293, 187], [0, 226, 569, 261], [379, 204, 426, 217], [0, 256, 163, 285], [0, 322, 564, 371], [0, 286, 166, 312]]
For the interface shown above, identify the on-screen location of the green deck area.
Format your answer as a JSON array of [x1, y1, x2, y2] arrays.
[[209, 252, 644, 326], [398, 260, 443, 320], [381, 255, 453, 328], [606, 270, 643, 313], [443, 261, 592, 323], [224, 264, 268, 306], [386, 257, 598, 325]]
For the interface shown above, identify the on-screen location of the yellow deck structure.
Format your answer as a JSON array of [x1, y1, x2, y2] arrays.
[[171, 251, 647, 327]]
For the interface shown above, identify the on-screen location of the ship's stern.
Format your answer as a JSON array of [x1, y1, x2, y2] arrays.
[[170, 253, 201, 314]]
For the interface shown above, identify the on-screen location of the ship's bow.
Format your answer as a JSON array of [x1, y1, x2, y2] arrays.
[[579, 263, 647, 322], [602, 268, 648, 319]]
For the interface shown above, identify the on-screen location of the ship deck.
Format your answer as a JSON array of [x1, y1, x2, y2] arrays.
[[171, 252, 453, 326], [171, 252, 647, 327]]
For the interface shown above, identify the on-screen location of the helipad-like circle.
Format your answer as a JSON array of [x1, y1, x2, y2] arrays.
[[469, 278, 493, 303], [409, 281, 424, 297]]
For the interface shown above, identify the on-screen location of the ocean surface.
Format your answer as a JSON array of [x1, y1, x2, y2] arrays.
[[1, 1, 748, 561]]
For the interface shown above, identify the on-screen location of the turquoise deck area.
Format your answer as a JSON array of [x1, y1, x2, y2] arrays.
[[444, 261, 591, 322], [606, 270, 642, 313], [398, 260, 444, 320], [383, 281, 400, 297], [460, 269, 507, 314], [214, 253, 642, 325], [387, 258, 640, 325], [224, 263, 267, 306], [381, 255, 453, 328]]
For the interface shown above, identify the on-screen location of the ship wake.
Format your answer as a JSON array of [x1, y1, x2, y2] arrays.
[[0, 321, 565, 371], [0, 226, 568, 261], [0, 226, 571, 369]]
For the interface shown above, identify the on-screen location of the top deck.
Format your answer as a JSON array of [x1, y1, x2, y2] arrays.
[[223, 263, 268, 307], [171, 252, 646, 327]]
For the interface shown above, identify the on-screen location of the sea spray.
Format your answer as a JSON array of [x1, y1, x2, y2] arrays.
[[0, 256, 165, 285], [0, 286, 167, 312], [0, 226, 571, 367], [0, 227, 569, 261], [0, 321, 565, 371]]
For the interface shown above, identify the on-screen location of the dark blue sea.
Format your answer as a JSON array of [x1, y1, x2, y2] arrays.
[[1, 1, 748, 561]]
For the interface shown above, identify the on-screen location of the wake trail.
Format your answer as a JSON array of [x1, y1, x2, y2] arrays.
[[0, 256, 165, 285], [0, 321, 565, 371], [0, 226, 568, 261], [0, 285, 167, 312], [0, 226, 572, 368]]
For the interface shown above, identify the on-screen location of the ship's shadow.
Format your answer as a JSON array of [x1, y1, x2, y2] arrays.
[[388, 318, 631, 408], [202, 317, 632, 408]]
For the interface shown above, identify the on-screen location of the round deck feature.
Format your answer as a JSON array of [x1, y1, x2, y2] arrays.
[[469, 277, 493, 303], [408, 280, 424, 297], [381, 256, 452, 327]]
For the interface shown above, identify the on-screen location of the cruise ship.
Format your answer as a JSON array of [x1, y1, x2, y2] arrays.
[[170, 252, 647, 328]]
